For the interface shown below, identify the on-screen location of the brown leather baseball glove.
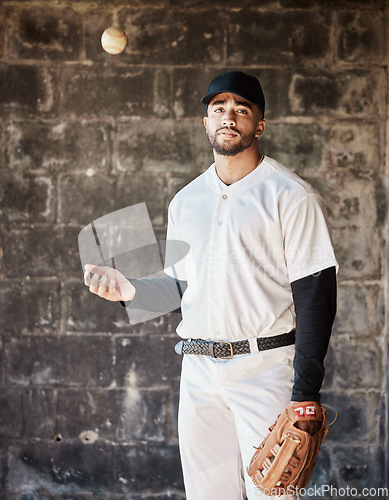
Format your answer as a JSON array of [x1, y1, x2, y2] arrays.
[[246, 401, 331, 496]]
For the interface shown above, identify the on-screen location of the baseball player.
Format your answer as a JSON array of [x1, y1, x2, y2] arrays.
[[84, 71, 338, 500]]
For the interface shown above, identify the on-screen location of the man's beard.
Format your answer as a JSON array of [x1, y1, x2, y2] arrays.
[[207, 127, 256, 156]]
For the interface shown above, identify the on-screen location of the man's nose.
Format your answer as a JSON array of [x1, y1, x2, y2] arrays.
[[222, 110, 236, 127]]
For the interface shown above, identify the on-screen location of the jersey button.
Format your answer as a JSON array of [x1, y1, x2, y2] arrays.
[[213, 294, 219, 300], [218, 221, 223, 226], [216, 333, 222, 339], [222, 195, 228, 199]]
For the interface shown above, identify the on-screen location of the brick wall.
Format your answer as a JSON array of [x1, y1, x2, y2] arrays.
[[0, 1, 388, 499]]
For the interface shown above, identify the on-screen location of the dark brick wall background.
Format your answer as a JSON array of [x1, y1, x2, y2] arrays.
[[0, 0, 388, 499]]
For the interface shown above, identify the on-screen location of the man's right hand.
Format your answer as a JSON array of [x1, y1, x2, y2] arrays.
[[84, 264, 136, 302]]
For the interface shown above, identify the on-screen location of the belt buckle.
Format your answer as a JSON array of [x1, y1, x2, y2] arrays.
[[217, 341, 234, 359]]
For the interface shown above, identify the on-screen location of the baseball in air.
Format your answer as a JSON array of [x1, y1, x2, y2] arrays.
[[101, 27, 127, 55]]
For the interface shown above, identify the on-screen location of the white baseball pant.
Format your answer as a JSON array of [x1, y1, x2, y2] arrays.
[[178, 343, 297, 500]]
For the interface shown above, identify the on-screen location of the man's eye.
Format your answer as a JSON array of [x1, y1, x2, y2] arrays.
[[237, 109, 247, 114], [214, 108, 223, 113]]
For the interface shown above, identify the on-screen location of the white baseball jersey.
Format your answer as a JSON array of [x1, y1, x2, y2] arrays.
[[165, 156, 338, 342]]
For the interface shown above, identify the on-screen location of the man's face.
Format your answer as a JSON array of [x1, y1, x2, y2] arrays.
[[203, 93, 265, 157]]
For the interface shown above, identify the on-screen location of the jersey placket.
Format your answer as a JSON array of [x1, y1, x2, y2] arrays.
[[207, 187, 233, 341]]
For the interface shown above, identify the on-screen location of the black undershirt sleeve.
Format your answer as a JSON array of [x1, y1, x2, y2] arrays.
[[120, 275, 187, 314], [290, 266, 337, 402]]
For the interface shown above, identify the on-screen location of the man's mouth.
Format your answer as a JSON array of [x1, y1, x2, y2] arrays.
[[217, 127, 240, 138]]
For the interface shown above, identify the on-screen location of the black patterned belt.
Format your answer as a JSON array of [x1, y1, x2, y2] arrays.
[[174, 330, 295, 359]]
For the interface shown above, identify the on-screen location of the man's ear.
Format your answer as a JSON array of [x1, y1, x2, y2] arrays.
[[203, 116, 208, 129], [255, 119, 266, 138]]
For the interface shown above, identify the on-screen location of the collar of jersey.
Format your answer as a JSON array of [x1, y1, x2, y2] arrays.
[[206, 156, 271, 195]]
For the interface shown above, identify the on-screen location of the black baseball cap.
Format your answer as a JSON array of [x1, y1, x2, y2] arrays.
[[201, 71, 265, 117]]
